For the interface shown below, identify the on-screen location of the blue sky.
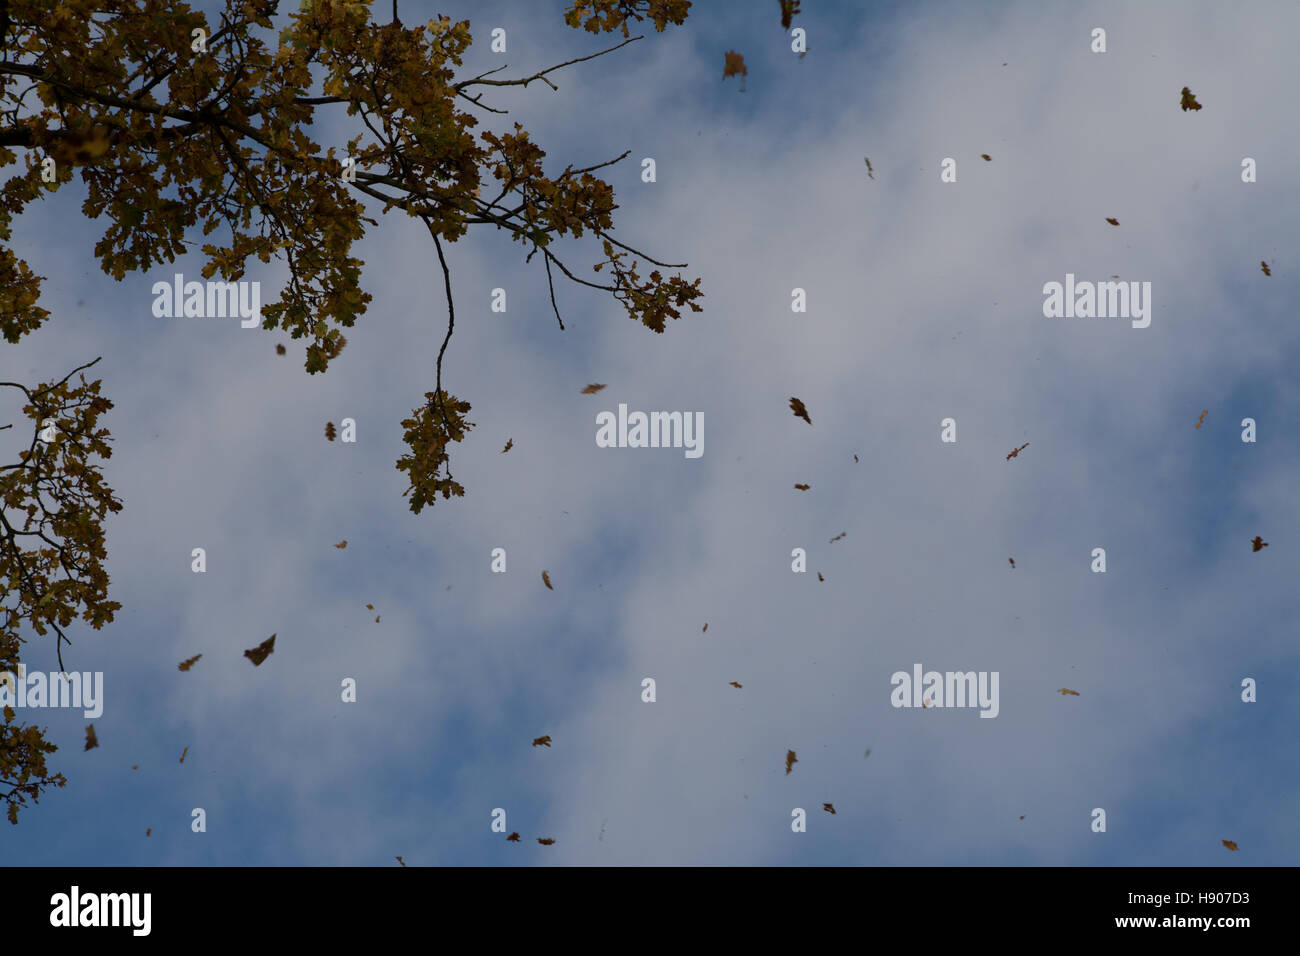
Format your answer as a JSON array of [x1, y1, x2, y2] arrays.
[[1, 0, 1297, 865]]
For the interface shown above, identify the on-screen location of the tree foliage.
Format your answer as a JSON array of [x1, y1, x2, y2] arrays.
[[0, 0, 701, 820]]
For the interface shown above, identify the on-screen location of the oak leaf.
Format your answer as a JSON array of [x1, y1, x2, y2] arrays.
[[1180, 86, 1202, 111], [789, 397, 812, 425], [532, 736, 552, 747], [863, 157, 874, 180], [537, 837, 555, 845], [794, 483, 810, 490], [334, 540, 347, 549], [981, 154, 991, 161], [581, 383, 606, 394], [506, 832, 520, 842], [85, 725, 99, 751], [1195, 410, 1208, 429], [730, 681, 742, 689], [1006, 442, 1029, 460], [542, 570, 553, 590], [1105, 218, 1119, 226], [1009, 558, 1015, 568], [502, 438, 513, 453], [179, 746, 188, 764], [722, 50, 748, 91], [178, 654, 202, 672], [244, 634, 276, 666], [275, 344, 286, 355], [823, 803, 836, 814], [780, 0, 801, 30], [1057, 688, 1079, 696], [1251, 536, 1268, 552], [396, 856, 406, 866], [785, 749, 797, 775], [1261, 261, 1271, 276], [829, 531, 846, 543], [325, 421, 336, 441], [1222, 840, 1238, 851]]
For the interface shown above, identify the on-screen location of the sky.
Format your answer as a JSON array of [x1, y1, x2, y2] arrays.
[[2, 0, 1298, 866]]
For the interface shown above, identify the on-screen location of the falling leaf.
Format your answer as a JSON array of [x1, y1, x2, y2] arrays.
[[1005, 442, 1029, 460], [863, 157, 874, 180], [1260, 261, 1271, 276], [829, 531, 846, 543], [146, 828, 151, 837], [1195, 410, 1208, 429], [980, 154, 992, 162], [506, 832, 520, 842], [1057, 688, 1080, 696], [131, 765, 139, 770], [785, 750, 797, 775], [275, 343, 286, 355], [817, 572, 824, 581], [325, 421, 336, 441], [779, 0, 801, 30], [1008, 558, 1015, 569], [178, 654, 202, 672], [179, 746, 188, 764], [1222, 840, 1238, 851], [823, 803, 836, 815], [853, 454, 859, 462], [789, 397, 812, 425], [722, 50, 747, 91], [542, 570, 553, 590], [863, 748, 871, 759], [1179, 86, 1202, 111], [244, 633, 276, 666], [1019, 815, 1025, 820], [537, 838, 555, 845], [581, 383, 606, 394], [730, 681, 743, 689], [502, 438, 513, 453], [793, 483, 810, 490], [396, 856, 406, 866], [702, 623, 708, 632], [1251, 536, 1268, 552], [1105, 218, 1119, 226], [85, 725, 99, 751], [365, 604, 374, 610], [532, 736, 552, 747], [334, 540, 347, 549], [374, 615, 380, 623]]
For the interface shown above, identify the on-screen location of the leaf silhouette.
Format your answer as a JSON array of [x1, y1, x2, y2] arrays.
[[275, 343, 286, 355], [981, 154, 991, 161], [863, 157, 874, 180], [396, 856, 406, 866], [1195, 410, 1208, 429], [829, 531, 846, 543], [532, 735, 552, 747], [179, 746, 188, 764], [502, 438, 513, 453], [779, 0, 801, 30], [1251, 536, 1268, 552], [178, 654, 202, 672], [325, 421, 336, 441], [1222, 840, 1238, 851], [722, 50, 747, 91], [244, 633, 276, 666], [817, 572, 824, 581], [581, 383, 606, 394], [537, 837, 555, 845], [506, 832, 520, 842], [365, 604, 374, 610], [1105, 218, 1119, 226], [84, 725, 98, 751], [730, 681, 743, 689], [793, 483, 810, 490], [146, 828, 151, 837], [823, 803, 836, 815], [375, 615, 380, 623], [131, 765, 139, 770], [1008, 558, 1015, 568], [702, 622, 708, 632], [1180, 86, 1203, 111], [1057, 688, 1080, 696], [853, 454, 859, 462], [785, 749, 797, 775], [1261, 261, 1271, 276], [334, 540, 347, 549], [1005, 442, 1029, 460], [542, 570, 553, 590], [789, 397, 812, 425]]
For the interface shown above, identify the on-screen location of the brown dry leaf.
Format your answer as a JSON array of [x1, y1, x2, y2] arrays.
[[702, 622, 708, 633], [1005, 442, 1029, 460], [1019, 815, 1025, 820], [853, 454, 859, 462], [131, 765, 139, 770], [325, 421, 336, 441], [375, 615, 380, 623], [863, 157, 874, 180], [85, 724, 99, 751], [1180, 86, 1202, 111], [179, 746, 188, 764], [823, 803, 836, 815], [829, 531, 846, 543], [1222, 839, 1238, 851], [1105, 218, 1119, 226], [722, 50, 748, 90], [244, 633, 276, 666], [779, 0, 801, 30], [537, 837, 556, 845], [981, 153, 991, 161], [1057, 688, 1080, 696], [506, 832, 521, 842], [178, 654, 202, 672], [1260, 261, 1271, 276], [502, 438, 513, 453], [789, 397, 812, 425], [532, 736, 552, 748], [334, 540, 347, 549], [146, 828, 151, 837], [785, 750, 797, 775], [275, 343, 286, 355], [1251, 536, 1268, 552], [396, 856, 406, 866], [365, 604, 374, 610], [1195, 410, 1208, 429], [581, 383, 606, 394], [817, 572, 824, 581], [542, 570, 553, 590], [1009, 558, 1015, 569], [730, 681, 743, 689], [793, 483, 810, 491]]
